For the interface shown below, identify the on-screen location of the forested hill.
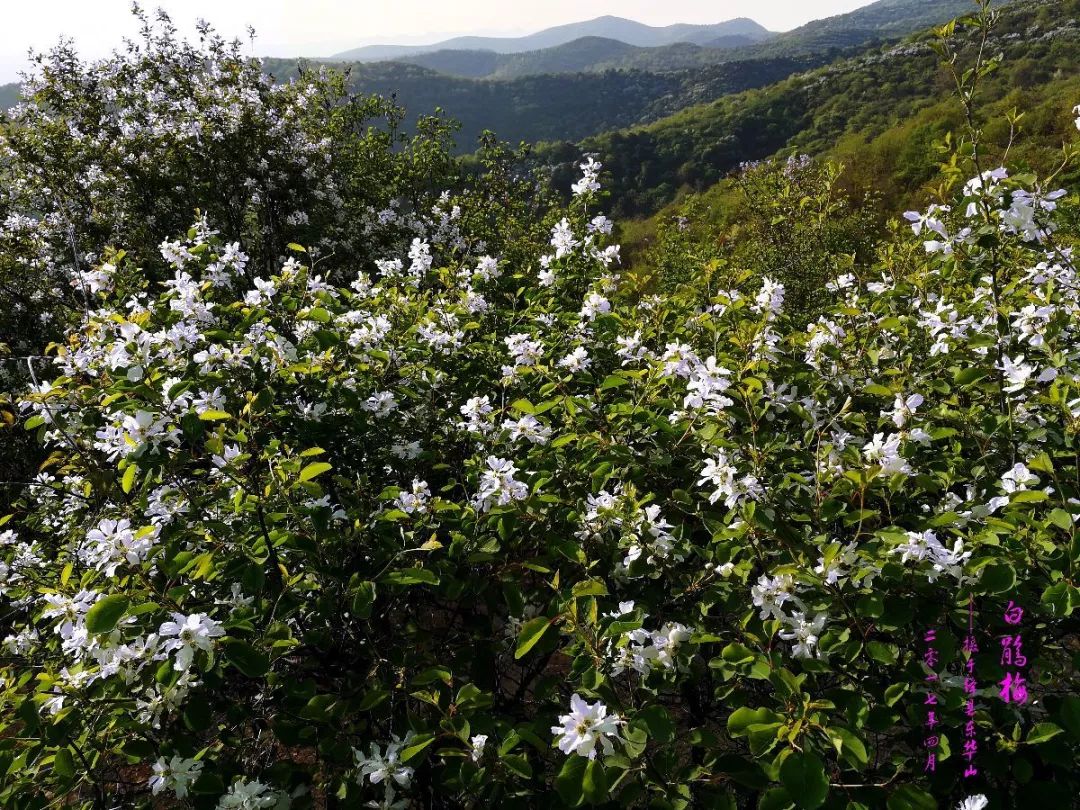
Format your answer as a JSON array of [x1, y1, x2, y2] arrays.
[[0, 84, 18, 110], [733, 0, 973, 58], [386, 37, 765, 80], [538, 0, 1080, 218], [263, 57, 817, 148]]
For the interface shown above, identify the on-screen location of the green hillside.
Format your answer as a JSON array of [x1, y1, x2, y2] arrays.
[[263, 57, 815, 149], [0, 83, 19, 110], [542, 0, 1080, 217], [736, 0, 973, 57]]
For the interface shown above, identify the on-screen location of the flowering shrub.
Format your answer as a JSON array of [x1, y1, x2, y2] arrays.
[[3, 6, 1080, 810]]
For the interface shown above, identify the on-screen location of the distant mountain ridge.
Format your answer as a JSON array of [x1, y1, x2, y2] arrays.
[[394, 36, 768, 80], [733, 0, 973, 57], [331, 15, 773, 62]]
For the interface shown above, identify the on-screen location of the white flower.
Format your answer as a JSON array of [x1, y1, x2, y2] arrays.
[[244, 277, 277, 306], [956, 796, 989, 810], [1074, 104, 1080, 132], [862, 433, 912, 476], [699, 451, 764, 508], [362, 391, 397, 418], [888, 393, 924, 428], [81, 518, 156, 577], [615, 331, 649, 365], [1000, 462, 1039, 494], [216, 778, 286, 809], [469, 734, 488, 762], [550, 218, 579, 258], [354, 739, 414, 789], [604, 601, 636, 618], [754, 277, 785, 316], [571, 157, 602, 196], [998, 354, 1034, 393], [395, 479, 431, 515], [158, 613, 224, 671], [504, 333, 544, 370], [751, 574, 797, 621], [551, 694, 623, 759], [580, 292, 610, 321], [506, 414, 551, 445], [149, 755, 203, 798], [458, 395, 495, 434], [779, 612, 827, 658], [473, 456, 528, 513], [558, 347, 591, 372], [891, 531, 971, 581]]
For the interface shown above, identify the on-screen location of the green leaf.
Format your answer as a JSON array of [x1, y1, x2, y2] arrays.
[[514, 616, 551, 660], [1048, 508, 1074, 531], [555, 755, 587, 806], [1041, 582, 1073, 617], [52, 747, 75, 779], [299, 462, 332, 482], [632, 705, 675, 743], [828, 727, 868, 767], [865, 641, 898, 665], [582, 759, 608, 805], [1026, 722, 1064, 745], [953, 367, 988, 387], [779, 751, 828, 809], [979, 563, 1015, 594], [721, 642, 756, 665], [887, 786, 936, 810], [221, 639, 270, 678], [758, 787, 796, 810], [1058, 695, 1080, 739], [84, 594, 129, 634], [382, 568, 439, 586], [571, 579, 608, 598], [599, 374, 629, 390], [121, 464, 137, 494], [350, 580, 375, 618], [727, 707, 783, 738], [400, 733, 436, 763], [286, 242, 307, 253], [197, 409, 231, 421]]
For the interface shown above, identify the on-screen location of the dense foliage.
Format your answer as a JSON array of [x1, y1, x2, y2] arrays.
[[2, 3, 1080, 810]]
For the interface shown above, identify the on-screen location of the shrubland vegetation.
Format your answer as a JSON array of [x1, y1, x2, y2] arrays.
[[1, 2, 1079, 810]]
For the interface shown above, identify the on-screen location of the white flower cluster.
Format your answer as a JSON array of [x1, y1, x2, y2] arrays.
[[551, 694, 624, 759], [751, 573, 829, 659], [607, 602, 692, 677]]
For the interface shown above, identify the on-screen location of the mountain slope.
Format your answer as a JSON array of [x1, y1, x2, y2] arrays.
[[397, 37, 766, 80], [734, 0, 973, 57], [544, 0, 1079, 217], [0, 83, 19, 110], [263, 56, 814, 148], [331, 16, 771, 61]]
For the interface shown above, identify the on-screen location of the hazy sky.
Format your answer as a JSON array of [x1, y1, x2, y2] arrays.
[[0, 0, 878, 83]]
